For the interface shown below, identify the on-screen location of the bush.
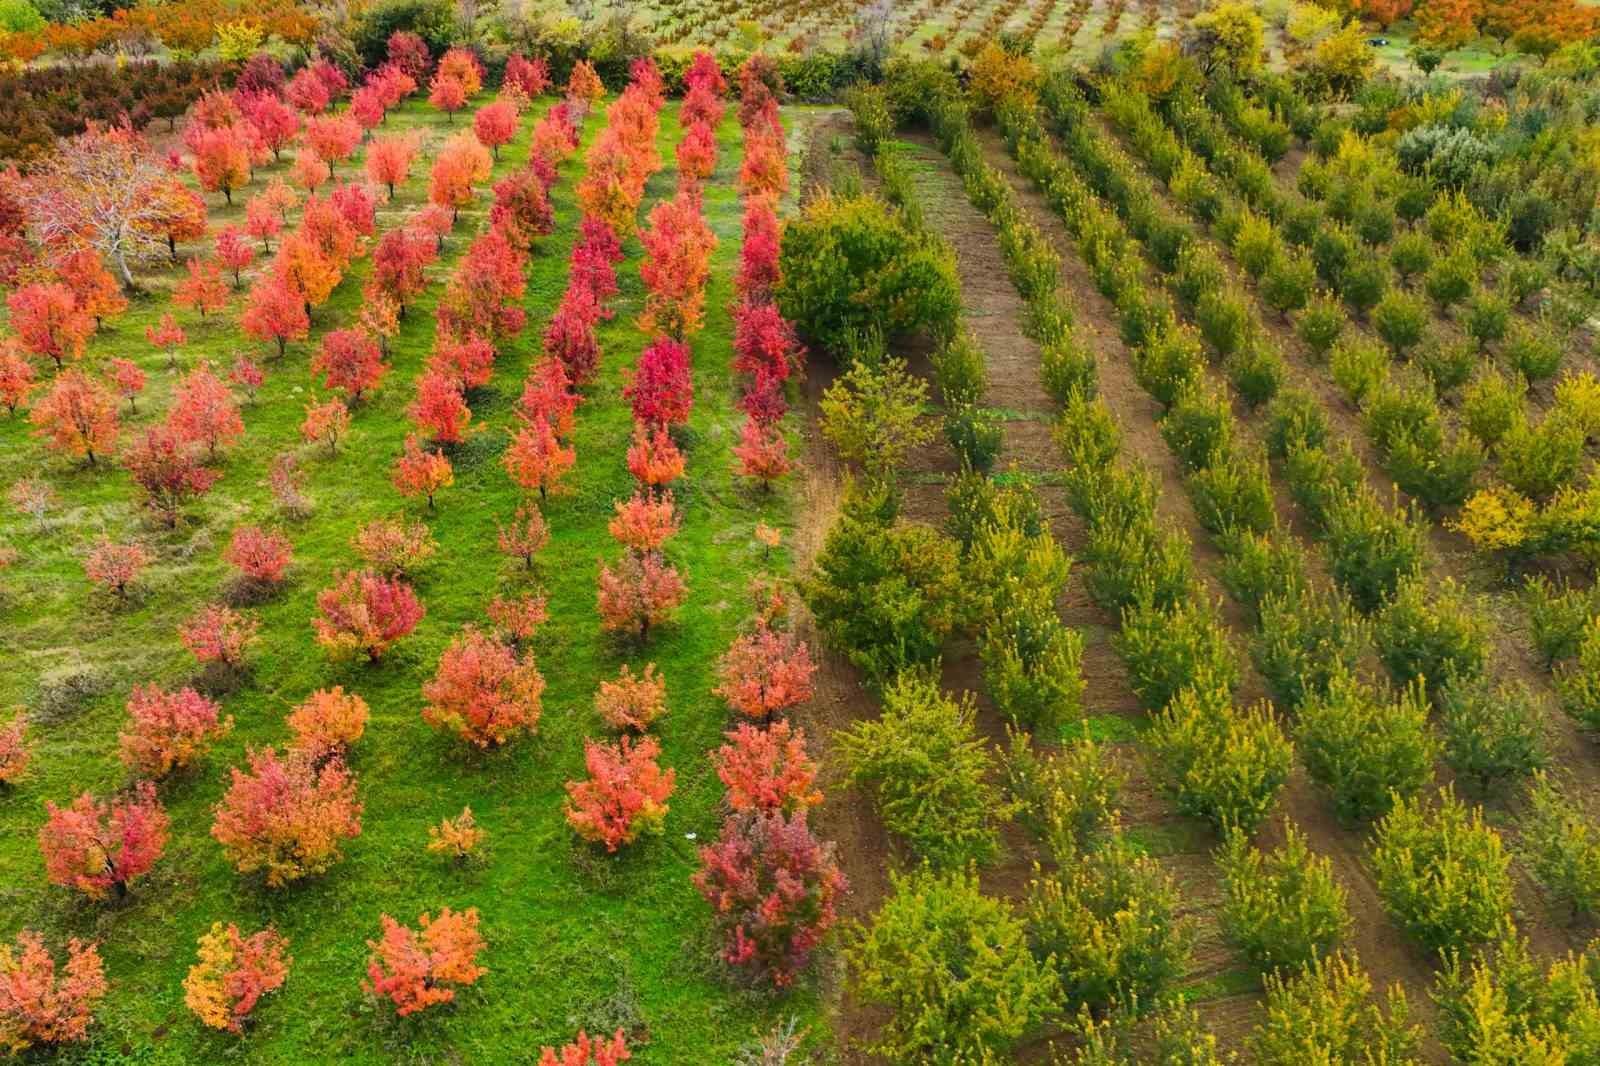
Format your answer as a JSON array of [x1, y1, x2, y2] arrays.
[[1523, 574, 1600, 665], [845, 83, 894, 156], [1432, 931, 1600, 1065], [1146, 682, 1293, 834], [1251, 952, 1420, 1066], [1025, 829, 1193, 1013], [1338, 257, 1388, 319], [1188, 452, 1275, 536], [1218, 527, 1306, 617], [1373, 576, 1489, 691], [803, 483, 965, 681], [943, 405, 1004, 472], [1116, 597, 1239, 712], [1504, 319, 1566, 384], [1388, 230, 1432, 286], [1438, 675, 1547, 796], [1322, 490, 1424, 613], [1497, 416, 1586, 501], [777, 191, 961, 357], [945, 469, 1043, 551], [930, 332, 987, 408], [1131, 324, 1205, 407], [1262, 251, 1316, 319], [1413, 337, 1476, 394], [1004, 726, 1123, 858], [1218, 824, 1350, 971], [1195, 289, 1252, 357], [820, 356, 935, 482], [1423, 247, 1476, 309], [1462, 367, 1524, 447], [1296, 670, 1436, 823], [850, 867, 1057, 1064], [1372, 289, 1427, 356], [981, 599, 1085, 733], [1520, 772, 1600, 922], [838, 673, 1009, 866], [1253, 582, 1369, 710], [1369, 786, 1513, 954], [1160, 385, 1233, 472], [1264, 389, 1329, 460], [1223, 341, 1285, 408], [1295, 293, 1346, 358], [1040, 330, 1097, 403], [1328, 338, 1390, 406], [1464, 289, 1510, 349], [1558, 622, 1600, 734]]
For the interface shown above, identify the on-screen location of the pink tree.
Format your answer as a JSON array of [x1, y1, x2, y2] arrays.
[[39, 782, 169, 899]]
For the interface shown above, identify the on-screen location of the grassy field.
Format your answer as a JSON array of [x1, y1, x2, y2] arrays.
[[0, 91, 822, 1063]]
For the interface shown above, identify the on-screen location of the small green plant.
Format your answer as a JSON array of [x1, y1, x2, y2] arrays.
[[1223, 341, 1285, 407], [1496, 415, 1586, 502], [1116, 596, 1239, 712], [1296, 669, 1436, 823], [1217, 824, 1350, 972], [1132, 323, 1205, 407], [1432, 930, 1600, 1065], [1187, 452, 1275, 536], [1388, 230, 1433, 286], [1372, 289, 1427, 357], [1461, 367, 1524, 447], [1504, 318, 1565, 384], [1557, 620, 1600, 735], [1195, 289, 1252, 357], [1251, 952, 1420, 1066], [1373, 575, 1489, 691], [1413, 337, 1476, 395], [1295, 293, 1346, 359], [1368, 785, 1513, 954], [1329, 337, 1390, 406], [1160, 385, 1234, 472], [820, 356, 935, 483], [943, 404, 1004, 473], [1233, 210, 1281, 279], [1253, 582, 1370, 710], [1262, 251, 1316, 320], [1423, 246, 1476, 310], [1437, 674, 1548, 796], [1322, 489, 1424, 613], [981, 601, 1086, 733], [1338, 257, 1388, 320], [930, 332, 988, 408], [1218, 527, 1307, 617], [1145, 681, 1293, 834], [1040, 332, 1097, 403], [1464, 288, 1510, 349], [1520, 771, 1600, 923], [1264, 389, 1329, 460], [1003, 725, 1123, 859], [1522, 574, 1599, 665], [846, 83, 895, 157]]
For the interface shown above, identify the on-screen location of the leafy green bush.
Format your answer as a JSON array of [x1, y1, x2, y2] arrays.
[[1373, 576, 1489, 691], [1252, 952, 1420, 1066], [1131, 324, 1206, 407], [946, 469, 1043, 551], [1522, 574, 1599, 665], [1381, 424, 1483, 510], [931, 332, 988, 408], [1264, 389, 1329, 460], [1464, 289, 1510, 349], [1413, 337, 1476, 394], [1296, 670, 1437, 823], [1328, 337, 1390, 406], [778, 191, 961, 357], [1462, 367, 1524, 447], [1388, 231, 1433, 286], [944, 405, 1004, 473], [820, 356, 936, 483], [1218, 527, 1307, 618], [1496, 416, 1586, 502], [1003, 726, 1122, 858], [1188, 451, 1276, 536], [1025, 829, 1193, 1013], [1423, 246, 1477, 310], [1504, 318, 1565, 384], [1312, 223, 1357, 291], [1040, 332, 1097, 404], [1262, 251, 1317, 319], [1116, 596, 1239, 712], [1322, 490, 1425, 613], [1223, 341, 1285, 408], [1253, 582, 1370, 710], [850, 867, 1058, 1064], [1557, 621, 1600, 734], [838, 673, 1010, 866], [804, 483, 966, 681], [1518, 772, 1600, 924], [982, 603, 1085, 733], [1175, 242, 1227, 304], [1438, 675, 1547, 796], [1233, 210, 1281, 279], [1433, 930, 1600, 1065], [1338, 257, 1388, 320], [1218, 824, 1350, 971], [846, 83, 895, 157], [1146, 682, 1293, 834], [1369, 785, 1513, 954], [1160, 385, 1234, 472], [1372, 289, 1427, 356], [1295, 293, 1347, 359], [1196, 289, 1252, 357]]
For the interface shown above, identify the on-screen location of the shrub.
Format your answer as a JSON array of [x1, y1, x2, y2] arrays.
[[714, 623, 817, 720], [595, 552, 688, 642], [1002, 726, 1122, 858], [210, 748, 362, 887], [179, 603, 260, 670], [1369, 786, 1513, 954], [1251, 952, 1419, 1066], [1371, 289, 1427, 356], [1116, 597, 1239, 712], [0, 932, 106, 1051], [943, 405, 1003, 472], [1373, 576, 1488, 691], [1224, 342, 1284, 408], [1339, 257, 1388, 319], [1505, 319, 1565, 383], [1261, 251, 1315, 319], [1296, 670, 1436, 823], [1438, 675, 1547, 796], [364, 908, 485, 1016], [1217, 824, 1350, 971], [1432, 932, 1600, 1065], [39, 782, 169, 900], [563, 735, 675, 852], [1497, 416, 1586, 501], [537, 1030, 630, 1066], [1328, 338, 1389, 406], [1523, 574, 1599, 665], [802, 483, 965, 681], [1388, 231, 1432, 286], [313, 570, 424, 661], [118, 684, 232, 779], [837, 673, 1008, 866], [352, 516, 437, 576], [1423, 247, 1475, 310], [1218, 527, 1306, 617], [1284, 444, 1363, 532], [1322, 490, 1424, 613], [1187, 451, 1275, 535], [1025, 829, 1193, 1013], [427, 807, 487, 863], [1462, 367, 1524, 447], [1413, 337, 1475, 395], [981, 600, 1085, 733], [930, 331, 987, 408], [285, 687, 369, 761], [1295, 293, 1346, 357], [1465, 289, 1510, 349], [594, 663, 667, 732], [849, 867, 1056, 1064], [1195, 289, 1251, 357], [182, 922, 290, 1033], [1160, 385, 1233, 472], [694, 811, 847, 987], [1252, 582, 1369, 710], [224, 525, 292, 586], [1518, 771, 1600, 922], [421, 627, 544, 749], [1146, 682, 1293, 834], [819, 356, 934, 482], [715, 721, 821, 816]]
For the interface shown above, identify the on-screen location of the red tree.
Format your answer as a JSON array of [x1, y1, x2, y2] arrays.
[[0, 932, 106, 1051], [313, 569, 424, 661], [237, 92, 298, 161], [173, 257, 229, 318], [430, 332, 496, 390], [211, 747, 362, 886], [675, 120, 717, 181], [108, 358, 145, 411], [9, 282, 92, 368], [182, 922, 291, 1033], [713, 721, 821, 814], [392, 433, 453, 508], [539, 1031, 630, 1066], [490, 168, 555, 251], [518, 357, 579, 438], [422, 626, 545, 748], [496, 503, 549, 568], [563, 735, 676, 851], [365, 133, 420, 199], [608, 490, 679, 554], [387, 31, 431, 81], [118, 684, 231, 779], [168, 361, 243, 458], [83, 539, 149, 600], [409, 369, 471, 444], [56, 248, 126, 327], [372, 226, 437, 314], [30, 369, 118, 465], [286, 686, 369, 760], [693, 811, 846, 987], [313, 328, 388, 401], [287, 67, 332, 115], [39, 782, 169, 900], [594, 662, 667, 732], [542, 285, 602, 386], [179, 603, 260, 669], [306, 115, 363, 165], [300, 396, 350, 455], [639, 188, 717, 338], [428, 73, 468, 122], [145, 312, 186, 367], [504, 415, 574, 499], [0, 346, 35, 415], [714, 623, 816, 719], [242, 276, 310, 358], [439, 228, 526, 341], [733, 416, 793, 491], [0, 711, 30, 786], [504, 54, 552, 99], [733, 299, 801, 382], [215, 226, 256, 287], [191, 125, 252, 204], [596, 551, 687, 641], [122, 423, 219, 526], [473, 99, 519, 159], [625, 337, 693, 428], [225, 524, 292, 585], [245, 195, 284, 252], [429, 133, 492, 222], [364, 908, 485, 1016], [626, 422, 685, 488]]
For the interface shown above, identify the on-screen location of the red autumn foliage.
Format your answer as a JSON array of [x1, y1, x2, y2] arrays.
[[179, 602, 259, 668], [122, 423, 219, 526], [0, 932, 106, 1051], [496, 503, 549, 568], [626, 422, 685, 488], [241, 276, 310, 358], [539, 1030, 630, 1066], [715, 623, 817, 719], [215, 226, 255, 286], [39, 781, 169, 899], [686, 50, 728, 97], [625, 337, 694, 428], [83, 539, 149, 599], [596, 551, 687, 641], [245, 195, 284, 252], [504, 54, 552, 98], [518, 357, 579, 438], [0, 712, 30, 786], [733, 416, 794, 490], [304, 115, 362, 164], [330, 182, 377, 238], [191, 124, 252, 204], [30, 368, 118, 465], [168, 361, 243, 458], [144, 313, 186, 368], [422, 626, 544, 748], [211, 747, 362, 886], [429, 133, 492, 221], [594, 662, 666, 732], [56, 248, 126, 326], [504, 414, 574, 500], [371, 226, 437, 312], [108, 358, 145, 410], [387, 31, 431, 82], [350, 520, 435, 575], [300, 395, 350, 454], [439, 228, 526, 341], [570, 216, 622, 308], [428, 73, 467, 121], [290, 150, 331, 193], [530, 101, 581, 172], [350, 84, 388, 132], [365, 133, 420, 199], [313, 569, 424, 661], [428, 330, 496, 390], [437, 48, 483, 95], [228, 355, 265, 405], [0, 346, 35, 414], [542, 285, 602, 386], [490, 168, 555, 251], [392, 433, 453, 508], [225, 524, 292, 585], [713, 721, 822, 814], [638, 187, 717, 338], [313, 328, 388, 400], [364, 908, 486, 1016], [693, 811, 845, 987], [563, 734, 676, 851], [608, 490, 680, 554], [9, 282, 92, 368], [675, 120, 717, 181], [739, 129, 788, 201], [409, 369, 471, 444], [237, 92, 298, 161], [182, 922, 290, 1033], [173, 257, 228, 318], [473, 99, 519, 159], [733, 299, 801, 382], [486, 593, 548, 645], [118, 684, 231, 778], [287, 67, 332, 115], [286, 686, 369, 760]]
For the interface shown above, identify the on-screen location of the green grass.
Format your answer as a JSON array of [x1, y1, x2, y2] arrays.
[[0, 91, 820, 1063]]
